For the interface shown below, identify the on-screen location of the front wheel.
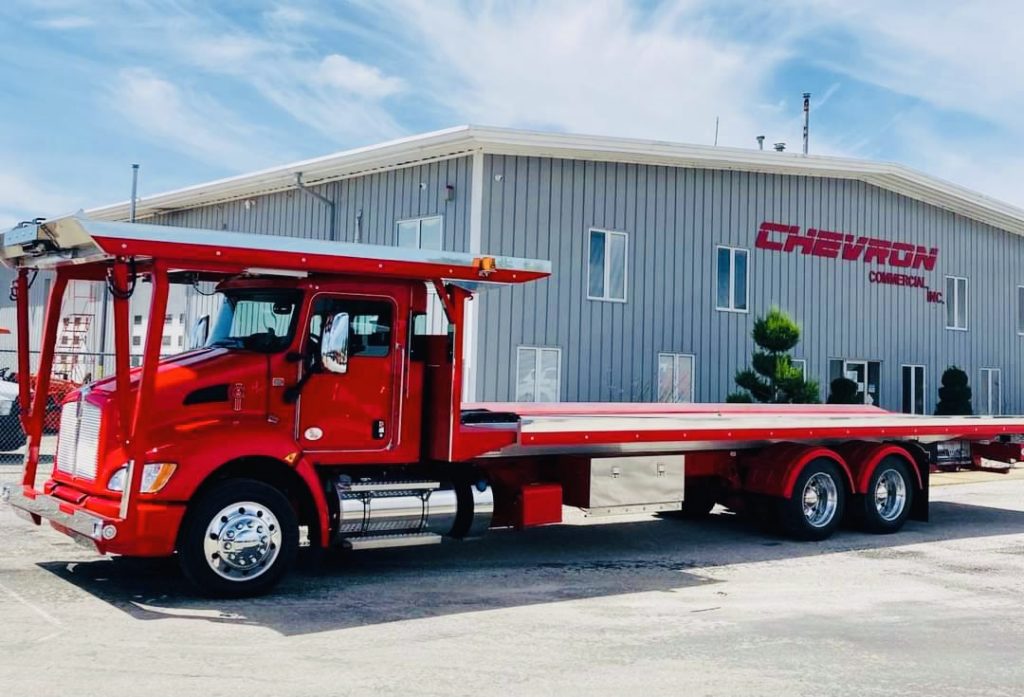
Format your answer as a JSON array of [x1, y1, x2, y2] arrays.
[[778, 458, 846, 541], [178, 479, 299, 597]]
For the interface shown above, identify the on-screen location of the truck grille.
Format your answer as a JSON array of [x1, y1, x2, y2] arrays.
[[55, 400, 102, 481]]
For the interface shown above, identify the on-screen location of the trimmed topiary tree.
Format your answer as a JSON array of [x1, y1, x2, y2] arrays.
[[935, 366, 972, 415], [727, 307, 820, 404], [827, 377, 860, 404]]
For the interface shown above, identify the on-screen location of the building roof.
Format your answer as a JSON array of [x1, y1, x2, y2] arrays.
[[86, 125, 1024, 236]]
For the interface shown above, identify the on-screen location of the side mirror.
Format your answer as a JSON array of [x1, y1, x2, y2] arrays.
[[320, 312, 349, 374], [189, 315, 210, 350]]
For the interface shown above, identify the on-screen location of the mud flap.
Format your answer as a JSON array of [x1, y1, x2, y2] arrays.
[[911, 461, 929, 522]]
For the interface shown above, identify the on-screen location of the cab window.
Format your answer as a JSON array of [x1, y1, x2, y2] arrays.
[[309, 298, 392, 358]]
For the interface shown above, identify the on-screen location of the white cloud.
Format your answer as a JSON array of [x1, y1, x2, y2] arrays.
[[0, 165, 82, 227], [111, 68, 285, 170], [317, 54, 404, 98], [361, 1, 807, 149], [34, 15, 95, 30]]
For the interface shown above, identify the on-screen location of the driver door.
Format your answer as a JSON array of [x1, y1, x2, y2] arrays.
[[298, 295, 397, 455]]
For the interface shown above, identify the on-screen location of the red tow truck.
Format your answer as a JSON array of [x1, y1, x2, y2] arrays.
[[3, 214, 1024, 596]]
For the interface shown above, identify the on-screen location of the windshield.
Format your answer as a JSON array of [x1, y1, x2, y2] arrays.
[[207, 289, 301, 353]]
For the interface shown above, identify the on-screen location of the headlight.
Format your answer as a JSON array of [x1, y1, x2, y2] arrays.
[[107, 463, 177, 493], [0, 400, 13, 416]]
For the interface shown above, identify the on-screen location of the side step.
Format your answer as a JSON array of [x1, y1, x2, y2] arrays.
[[343, 532, 442, 551]]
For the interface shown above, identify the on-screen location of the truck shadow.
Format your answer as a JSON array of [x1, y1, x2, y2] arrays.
[[37, 500, 1024, 636]]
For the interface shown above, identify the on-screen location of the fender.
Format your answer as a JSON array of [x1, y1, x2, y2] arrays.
[[833, 442, 923, 494], [141, 416, 331, 548], [742, 442, 854, 498]]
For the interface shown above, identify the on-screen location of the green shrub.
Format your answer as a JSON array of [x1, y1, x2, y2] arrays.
[[826, 377, 860, 404], [935, 366, 972, 415], [730, 308, 819, 404]]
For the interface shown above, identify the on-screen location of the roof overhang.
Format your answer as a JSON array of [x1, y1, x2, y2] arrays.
[[81, 125, 1024, 237]]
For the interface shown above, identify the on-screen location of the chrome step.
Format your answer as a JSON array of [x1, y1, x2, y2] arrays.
[[341, 480, 440, 493], [343, 532, 443, 550]]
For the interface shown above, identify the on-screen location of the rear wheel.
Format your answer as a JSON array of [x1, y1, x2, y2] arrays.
[[857, 457, 914, 534], [779, 458, 845, 541], [178, 479, 299, 597]]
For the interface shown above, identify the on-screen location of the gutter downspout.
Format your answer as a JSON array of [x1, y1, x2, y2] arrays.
[[295, 172, 337, 241]]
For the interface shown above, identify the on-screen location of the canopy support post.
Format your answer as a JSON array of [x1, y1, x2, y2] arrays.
[[22, 271, 67, 488], [119, 262, 168, 520]]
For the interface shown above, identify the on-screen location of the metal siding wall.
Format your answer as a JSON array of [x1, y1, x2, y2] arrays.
[[476, 154, 1024, 413], [139, 157, 473, 336]]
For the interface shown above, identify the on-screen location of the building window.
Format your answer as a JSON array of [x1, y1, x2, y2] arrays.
[[178, 336, 184, 347], [516, 346, 561, 402], [587, 229, 627, 302], [716, 245, 748, 312], [1017, 286, 1024, 335], [161, 335, 171, 347], [980, 368, 1002, 415], [792, 359, 807, 379], [164, 313, 173, 322], [945, 276, 968, 330], [397, 216, 443, 250], [130, 356, 141, 368], [658, 353, 695, 403], [179, 313, 186, 324], [133, 315, 143, 326], [901, 364, 926, 415], [829, 359, 881, 405], [132, 336, 141, 347]]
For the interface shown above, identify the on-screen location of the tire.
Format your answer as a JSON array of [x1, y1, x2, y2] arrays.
[[178, 479, 299, 597], [856, 456, 914, 534], [778, 458, 846, 541]]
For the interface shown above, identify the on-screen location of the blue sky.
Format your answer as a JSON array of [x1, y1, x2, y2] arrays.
[[1, 0, 1021, 227]]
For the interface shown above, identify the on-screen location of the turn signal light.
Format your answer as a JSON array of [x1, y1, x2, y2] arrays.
[[474, 256, 497, 276]]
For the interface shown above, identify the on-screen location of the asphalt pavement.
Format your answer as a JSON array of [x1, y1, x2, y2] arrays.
[[2, 463, 1024, 697]]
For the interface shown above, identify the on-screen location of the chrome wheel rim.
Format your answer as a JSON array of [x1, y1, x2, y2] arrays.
[[802, 472, 839, 528], [203, 501, 282, 582], [873, 468, 907, 522]]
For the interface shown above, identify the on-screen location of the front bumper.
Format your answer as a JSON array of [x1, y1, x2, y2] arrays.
[[2, 484, 112, 547], [1, 483, 184, 556]]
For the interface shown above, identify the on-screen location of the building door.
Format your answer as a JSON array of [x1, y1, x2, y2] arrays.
[[980, 368, 1002, 416], [298, 295, 397, 454], [830, 359, 881, 405], [901, 365, 926, 414]]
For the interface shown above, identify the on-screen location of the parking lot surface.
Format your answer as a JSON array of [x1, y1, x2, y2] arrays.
[[3, 464, 1024, 697]]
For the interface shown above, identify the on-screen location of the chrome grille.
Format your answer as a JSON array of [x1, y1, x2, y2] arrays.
[[55, 402, 78, 474], [54, 399, 102, 481]]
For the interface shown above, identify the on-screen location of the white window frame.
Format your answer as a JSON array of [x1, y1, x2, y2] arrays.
[[396, 215, 443, 250], [587, 228, 628, 303], [515, 346, 562, 403], [716, 245, 749, 313], [1017, 285, 1024, 336], [792, 359, 807, 378], [900, 363, 927, 415], [657, 352, 696, 403], [980, 367, 1002, 416], [945, 275, 968, 331]]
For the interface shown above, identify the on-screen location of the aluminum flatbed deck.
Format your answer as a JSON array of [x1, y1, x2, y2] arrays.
[[465, 402, 1024, 456]]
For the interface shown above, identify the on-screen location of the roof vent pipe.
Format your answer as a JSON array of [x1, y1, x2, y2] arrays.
[[756, 135, 765, 151], [130, 164, 139, 223], [295, 172, 337, 241], [802, 92, 811, 155], [774, 142, 786, 152]]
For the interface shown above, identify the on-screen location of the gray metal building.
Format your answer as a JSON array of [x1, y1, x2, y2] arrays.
[[14, 125, 1024, 414]]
